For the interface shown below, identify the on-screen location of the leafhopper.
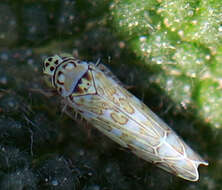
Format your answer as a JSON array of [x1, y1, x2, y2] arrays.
[[43, 55, 208, 181]]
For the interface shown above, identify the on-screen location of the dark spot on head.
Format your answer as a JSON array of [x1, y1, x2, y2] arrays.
[[55, 60, 59, 65], [45, 62, 49, 67], [58, 71, 62, 76], [50, 66, 54, 71], [48, 57, 52, 62]]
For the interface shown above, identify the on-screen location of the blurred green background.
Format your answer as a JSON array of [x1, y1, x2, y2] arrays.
[[0, 0, 219, 189]]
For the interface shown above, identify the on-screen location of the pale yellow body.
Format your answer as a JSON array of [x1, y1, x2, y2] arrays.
[[43, 55, 208, 181]]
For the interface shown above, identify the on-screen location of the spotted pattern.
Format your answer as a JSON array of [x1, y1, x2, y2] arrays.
[[119, 98, 135, 114], [110, 112, 129, 125], [43, 55, 208, 182]]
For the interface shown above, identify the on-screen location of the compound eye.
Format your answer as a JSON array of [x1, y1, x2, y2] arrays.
[[50, 66, 55, 72]]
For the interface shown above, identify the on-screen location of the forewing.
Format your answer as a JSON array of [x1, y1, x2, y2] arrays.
[[66, 62, 208, 181]]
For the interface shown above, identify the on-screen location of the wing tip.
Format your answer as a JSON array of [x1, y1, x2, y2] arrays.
[[178, 159, 208, 182]]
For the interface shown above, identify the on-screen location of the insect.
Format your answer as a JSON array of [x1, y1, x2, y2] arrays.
[[43, 54, 208, 181]]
